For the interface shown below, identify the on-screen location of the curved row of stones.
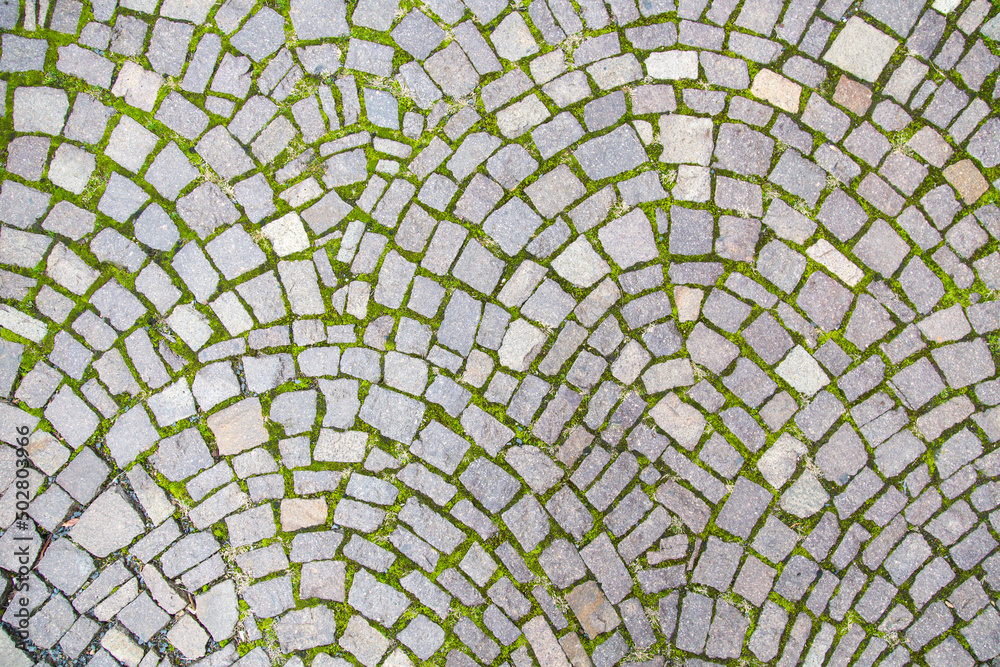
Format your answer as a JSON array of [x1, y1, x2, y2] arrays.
[[2, 0, 1000, 665]]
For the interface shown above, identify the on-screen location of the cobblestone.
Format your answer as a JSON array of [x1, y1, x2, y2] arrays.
[[1, 3, 998, 665]]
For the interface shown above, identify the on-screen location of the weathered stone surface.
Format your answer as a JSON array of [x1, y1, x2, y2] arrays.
[[71, 487, 145, 558], [207, 397, 269, 456], [272, 606, 337, 653]]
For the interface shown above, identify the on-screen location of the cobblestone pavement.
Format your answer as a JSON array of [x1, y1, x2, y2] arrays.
[[2, 0, 1000, 665]]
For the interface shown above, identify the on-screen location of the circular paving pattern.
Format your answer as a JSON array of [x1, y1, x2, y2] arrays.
[[3, 0, 1000, 666]]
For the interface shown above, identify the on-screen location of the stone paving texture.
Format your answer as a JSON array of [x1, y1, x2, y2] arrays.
[[2, 0, 1000, 665]]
